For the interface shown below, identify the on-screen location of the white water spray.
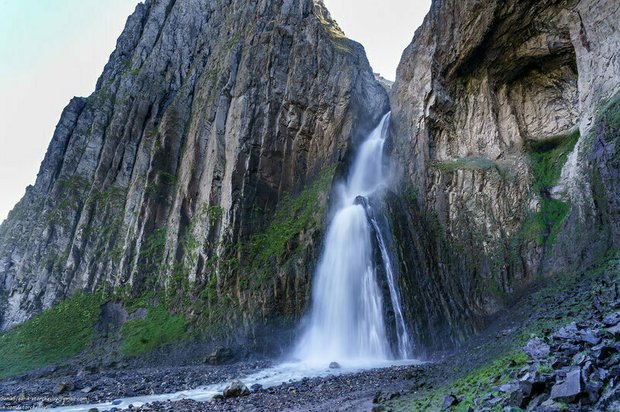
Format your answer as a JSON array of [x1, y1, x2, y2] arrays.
[[294, 112, 412, 366]]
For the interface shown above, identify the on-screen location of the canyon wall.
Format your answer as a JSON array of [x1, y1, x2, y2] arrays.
[[0, 0, 388, 339], [390, 0, 620, 352]]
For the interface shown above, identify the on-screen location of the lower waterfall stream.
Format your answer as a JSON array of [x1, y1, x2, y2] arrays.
[[35, 113, 418, 412]]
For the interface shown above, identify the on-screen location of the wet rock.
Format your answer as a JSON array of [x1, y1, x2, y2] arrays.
[[602, 312, 620, 327], [87, 409, 99, 412], [524, 338, 551, 359], [549, 368, 583, 402], [441, 394, 460, 410], [53, 383, 68, 394], [206, 347, 233, 365], [250, 383, 263, 391], [111, 400, 122, 406], [223, 380, 250, 398], [328, 362, 341, 369]]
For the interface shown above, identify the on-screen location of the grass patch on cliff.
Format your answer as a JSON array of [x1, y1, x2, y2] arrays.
[[596, 92, 620, 138], [521, 130, 579, 247], [434, 156, 498, 172], [314, 7, 353, 54], [120, 306, 189, 357], [0, 292, 104, 378], [247, 167, 334, 286]]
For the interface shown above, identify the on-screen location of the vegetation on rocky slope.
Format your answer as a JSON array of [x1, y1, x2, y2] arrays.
[[0, 293, 104, 378], [247, 166, 334, 286], [120, 306, 189, 357], [525, 131, 580, 247], [387, 254, 620, 411]]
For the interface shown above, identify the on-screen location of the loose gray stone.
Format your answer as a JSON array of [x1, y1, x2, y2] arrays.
[[524, 338, 551, 359], [549, 368, 583, 402]]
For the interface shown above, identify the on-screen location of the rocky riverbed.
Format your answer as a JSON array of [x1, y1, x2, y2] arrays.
[[1, 258, 619, 412], [0, 360, 431, 412]]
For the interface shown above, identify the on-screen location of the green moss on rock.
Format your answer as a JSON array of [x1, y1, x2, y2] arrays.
[[0, 292, 104, 378], [120, 306, 189, 357], [247, 167, 334, 286], [522, 130, 580, 247]]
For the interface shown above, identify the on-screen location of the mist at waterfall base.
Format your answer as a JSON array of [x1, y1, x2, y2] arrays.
[[35, 113, 419, 412]]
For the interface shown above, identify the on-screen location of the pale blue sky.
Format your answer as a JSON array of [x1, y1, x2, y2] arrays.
[[0, 0, 430, 222]]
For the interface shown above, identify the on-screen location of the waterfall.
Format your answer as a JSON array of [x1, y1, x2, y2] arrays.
[[294, 112, 412, 366]]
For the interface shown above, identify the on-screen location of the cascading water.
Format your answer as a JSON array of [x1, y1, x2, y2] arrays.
[[294, 112, 412, 366]]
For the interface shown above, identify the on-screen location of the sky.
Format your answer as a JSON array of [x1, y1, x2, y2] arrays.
[[0, 0, 431, 222]]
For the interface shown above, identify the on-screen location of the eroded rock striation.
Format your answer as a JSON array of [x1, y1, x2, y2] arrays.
[[0, 0, 388, 336], [390, 0, 620, 352]]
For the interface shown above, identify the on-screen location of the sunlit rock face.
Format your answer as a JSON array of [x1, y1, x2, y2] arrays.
[[0, 0, 388, 333], [390, 0, 620, 350]]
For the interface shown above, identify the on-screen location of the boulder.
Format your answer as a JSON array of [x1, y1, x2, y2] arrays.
[[549, 368, 583, 402], [223, 380, 250, 398], [524, 338, 550, 359], [585, 381, 603, 403], [552, 323, 579, 341], [81, 386, 95, 393], [606, 323, 620, 337], [579, 330, 601, 346], [328, 362, 341, 369]]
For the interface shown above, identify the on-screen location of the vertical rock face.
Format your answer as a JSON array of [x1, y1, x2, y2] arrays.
[[391, 0, 620, 351], [0, 0, 389, 333]]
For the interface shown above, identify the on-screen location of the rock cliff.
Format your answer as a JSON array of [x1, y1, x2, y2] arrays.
[[391, 0, 620, 351], [0, 0, 388, 337]]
